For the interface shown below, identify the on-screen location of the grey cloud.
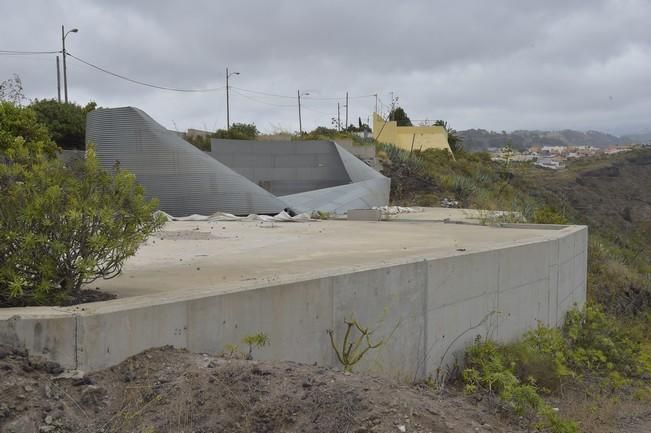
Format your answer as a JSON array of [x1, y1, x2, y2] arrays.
[[2, 0, 651, 134]]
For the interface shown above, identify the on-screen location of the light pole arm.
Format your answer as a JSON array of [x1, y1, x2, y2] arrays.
[[61, 25, 68, 103], [61, 25, 78, 104]]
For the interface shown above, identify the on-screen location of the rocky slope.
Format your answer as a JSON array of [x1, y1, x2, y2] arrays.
[[0, 345, 520, 433]]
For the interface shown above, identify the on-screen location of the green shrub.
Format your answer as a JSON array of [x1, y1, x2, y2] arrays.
[[379, 143, 427, 175], [532, 206, 569, 224], [242, 332, 270, 360], [185, 134, 211, 151], [29, 99, 96, 150], [462, 306, 651, 432], [213, 122, 258, 140], [502, 306, 650, 388], [463, 339, 519, 395], [505, 325, 574, 392], [451, 176, 477, 202], [463, 337, 578, 433], [0, 101, 58, 161], [564, 304, 650, 377], [0, 145, 165, 305]]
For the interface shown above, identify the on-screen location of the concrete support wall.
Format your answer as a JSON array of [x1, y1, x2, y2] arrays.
[[0, 226, 587, 379]]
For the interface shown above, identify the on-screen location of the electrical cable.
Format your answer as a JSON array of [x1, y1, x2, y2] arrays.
[[232, 86, 376, 101], [0, 50, 57, 54], [229, 86, 295, 99], [229, 89, 296, 107], [67, 52, 225, 92], [6, 49, 379, 104], [304, 94, 376, 101], [0, 49, 60, 55], [301, 106, 334, 116]]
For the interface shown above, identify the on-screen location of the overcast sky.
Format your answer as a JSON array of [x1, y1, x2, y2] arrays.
[[2, 0, 651, 134]]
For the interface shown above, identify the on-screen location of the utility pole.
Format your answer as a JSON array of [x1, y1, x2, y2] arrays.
[[297, 90, 310, 134], [226, 68, 230, 130], [61, 25, 78, 103], [56, 56, 61, 102], [337, 102, 341, 131], [345, 91, 349, 131], [374, 93, 378, 113], [225, 67, 240, 130], [61, 26, 68, 103]]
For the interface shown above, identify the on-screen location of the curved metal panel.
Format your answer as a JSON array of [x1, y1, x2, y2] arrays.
[[210, 139, 351, 196], [86, 107, 286, 216], [210, 138, 391, 214], [86, 107, 390, 216], [280, 178, 390, 214]]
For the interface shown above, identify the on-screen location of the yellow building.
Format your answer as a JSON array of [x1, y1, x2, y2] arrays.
[[372, 112, 451, 153]]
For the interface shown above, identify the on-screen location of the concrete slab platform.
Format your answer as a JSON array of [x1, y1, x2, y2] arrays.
[[90, 214, 569, 300], [0, 208, 588, 377]]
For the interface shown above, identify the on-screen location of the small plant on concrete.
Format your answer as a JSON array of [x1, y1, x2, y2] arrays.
[[242, 332, 270, 360], [327, 318, 385, 373], [221, 343, 243, 359], [310, 210, 332, 220]]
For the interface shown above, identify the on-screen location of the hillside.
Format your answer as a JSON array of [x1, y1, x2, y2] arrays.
[[459, 128, 634, 151], [520, 150, 651, 236], [380, 145, 651, 311]]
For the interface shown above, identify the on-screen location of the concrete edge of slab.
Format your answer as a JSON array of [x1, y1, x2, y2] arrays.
[[0, 225, 586, 320], [0, 224, 588, 378]]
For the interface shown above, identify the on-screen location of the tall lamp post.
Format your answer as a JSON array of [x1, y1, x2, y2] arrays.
[[297, 90, 310, 135], [61, 25, 78, 103], [226, 68, 240, 130]]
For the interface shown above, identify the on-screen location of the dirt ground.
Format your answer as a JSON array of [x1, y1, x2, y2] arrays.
[[0, 345, 526, 433]]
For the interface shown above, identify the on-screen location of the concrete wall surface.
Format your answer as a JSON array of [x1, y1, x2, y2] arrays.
[[372, 113, 452, 153], [0, 226, 587, 379]]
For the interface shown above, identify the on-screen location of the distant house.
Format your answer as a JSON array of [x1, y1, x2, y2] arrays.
[[372, 113, 451, 153], [541, 145, 567, 155], [186, 128, 212, 138], [535, 157, 565, 170], [604, 146, 633, 155]]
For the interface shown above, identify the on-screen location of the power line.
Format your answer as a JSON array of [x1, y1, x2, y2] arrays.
[[232, 86, 376, 101], [230, 86, 295, 99], [229, 88, 295, 107], [0, 49, 60, 55], [301, 105, 334, 116], [305, 93, 376, 101], [5, 48, 380, 105], [67, 52, 225, 93]]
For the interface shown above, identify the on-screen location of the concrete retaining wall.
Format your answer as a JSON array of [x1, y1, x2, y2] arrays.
[[0, 226, 587, 379]]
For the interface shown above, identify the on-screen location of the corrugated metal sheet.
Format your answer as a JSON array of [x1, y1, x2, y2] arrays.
[[280, 143, 390, 214], [210, 139, 351, 196], [86, 107, 391, 217], [86, 107, 287, 216]]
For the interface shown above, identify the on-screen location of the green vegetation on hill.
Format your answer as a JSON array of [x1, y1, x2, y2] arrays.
[[376, 140, 651, 431], [462, 304, 651, 433], [185, 122, 260, 151], [380, 143, 651, 311]]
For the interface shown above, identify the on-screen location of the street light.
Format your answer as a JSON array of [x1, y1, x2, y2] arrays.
[[61, 25, 78, 103], [297, 90, 310, 135], [226, 68, 240, 130]]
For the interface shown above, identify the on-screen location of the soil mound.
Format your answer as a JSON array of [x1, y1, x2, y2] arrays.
[[0, 345, 514, 433]]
